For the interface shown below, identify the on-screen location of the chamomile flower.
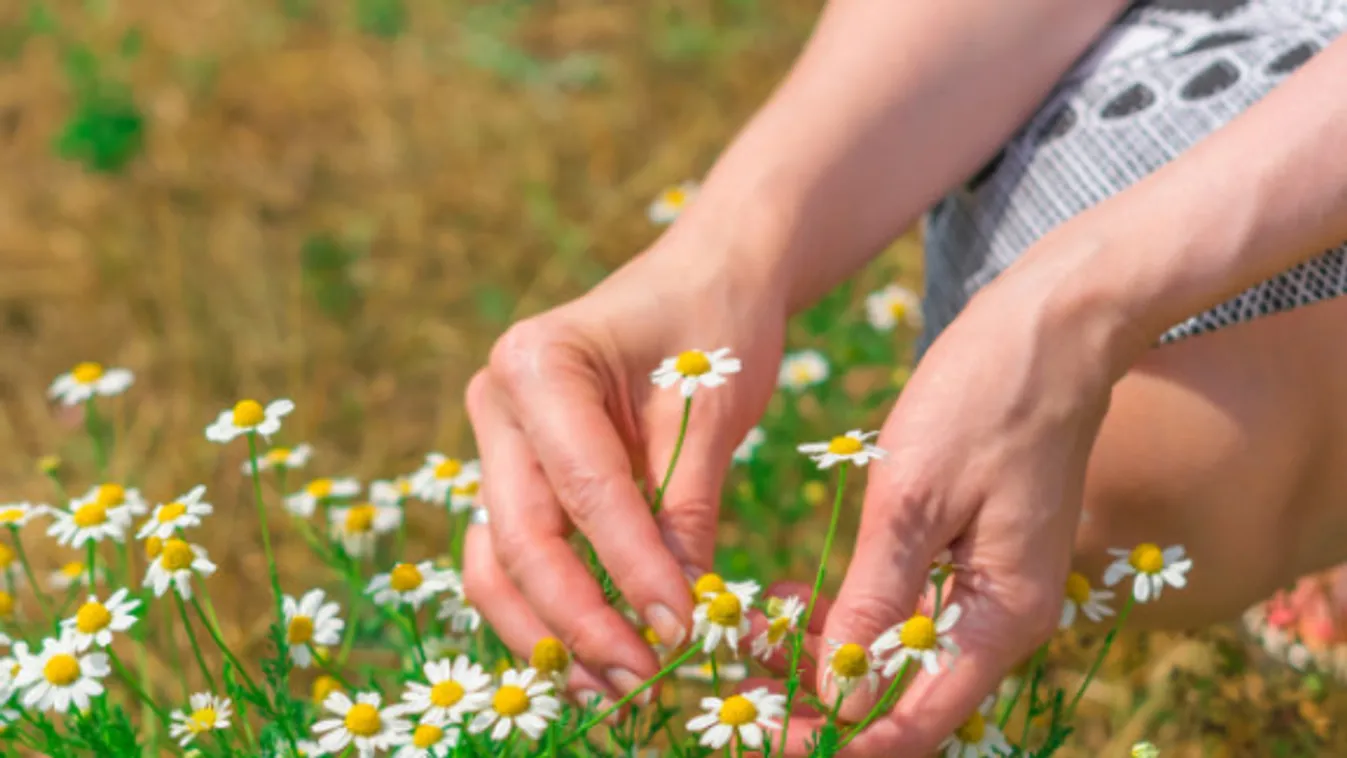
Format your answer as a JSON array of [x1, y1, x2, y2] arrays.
[[283, 589, 345, 668], [13, 632, 109, 713], [367, 562, 454, 610], [751, 595, 805, 660], [865, 283, 924, 331], [329, 502, 402, 558], [675, 660, 748, 684], [777, 350, 830, 391], [411, 455, 480, 509], [75, 483, 148, 517], [1103, 543, 1193, 603], [798, 430, 886, 469], [48, 494, 133, 547], [732, 426, 765, 465], [49, 561, 103, 591], [287, 478, 362, 518], [529, 637, 571, 685], [393, 723, 459, 758], [824, 640, 879, 697], [0, 591, 13, 620], [1131, 742, 1160, 758], [61, 589, 140, 650], [293, 740, 328, 758], [468, 668, 560, 742], [313, 691, 413, 758], [686, 687, 784, 751], [0, 502, 45, 528], [48, 362, 133, 406], [447, 474, 482, 512], [143, 538, 216, 600], [650, 349, 742, 398], [399, 656, 492, 727], [437, 591, 481, 635], [169, 693, 232, 747], [1061, 571, 1115, 629], [647, 180, 698, 224], [939, 695, 1011, 758], [244, 443, 313, 474], [871, 604, 962, 677], [205, 398, 294, 444], [692, 575, 759, 656], [371, 477, 415, 506], [137, 485, 212, 540]]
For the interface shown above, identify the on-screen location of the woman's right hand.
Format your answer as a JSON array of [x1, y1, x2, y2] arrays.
[[462, 234, 788, 705]]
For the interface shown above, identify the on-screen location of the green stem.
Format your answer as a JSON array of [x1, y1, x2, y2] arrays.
[[560, 646, 700, 747], [830, 690, 846, 730], [189, 594, 262, 696], [84, 399, 107, 476], [244, 433, 284, 622], [1000, 644, 1049, 731], [308, 643, 356, 691], [841, 658, 910, 748], [650, 397, 693, 515], [8, 527, 53, 620], [403, 606, 426, 667], [175, 592, 217, 691], [709, 655, 721, 698], [107, 649, 169, 725], [85, 541, 96, 590], [1065, 593, 1136, 720]]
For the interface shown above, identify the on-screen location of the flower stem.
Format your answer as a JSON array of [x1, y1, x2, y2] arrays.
[[307, 643, 356, 691], [403, 605, 427, 667], [8, 526, 52, 620], [651, 397, 693, 515], [709, 654, 721, 698], [244, 433, 284, 622], [560, 645, 700, 746], [107, 648, 169, 725], [85, 541, 96, 590], [84, 398, 107, 476], [1000, 643, 1048, 731], [1065, 593, 1136, 720], [779, 462, 849, 755], [841, 658, 910, 748], [189, 594, 262, 697], [175, 592, 217, 691]]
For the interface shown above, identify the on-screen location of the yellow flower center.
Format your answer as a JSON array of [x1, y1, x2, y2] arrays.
[[95, 483, 125, 508], [0, 508, 25, 524], [530, 637, 570, 675], [790, 363, 817, 385], [397, 479, 412, 495], [231, 399, 265, 428], [673, 350, 711, 377], [72, 362, 104, 384], [718, 694, 758, 727], [429, 679, 465, 708], [60, 562, 84, 579], [663, 187, 687, 207], [642, 626, 662, 647], [312, 675, 341, 704], [888, 299, 908, 321], [265, 447, 292, 464], [188, 707, 218, 732], [955, 710, 986, 743], [344, 504, 376, 534], [898, 615, 937, 650], [306, 479, 333, 498], [493, 684, 530, 717], [157, 502, 187, 524], [434, 459, 463, 480], [452, 481, 480, 498], [145, 537, 163, 560], [412, 723, 444, 748], [38, 455, 62, 475], [75, 601, 112, 634], [72, 502, 108, 528], [706, 592, 743, 627], [0, 591, 13, 617], [43, 654, 81, 686], [692, 573, 726, 600], [831, 643, 869, 678], [287, 616, 315, 645], [343, 703, 382, 737], [826, 436, 864, 456], [1065, 572, 1092, 606], [388, 563, 423, 592], [160, 539, 194, 572], [1129, 544, 1164, 575], [0, 544, 13, 568], [767, 616, 792, 644], [801, 481, 828, 506]]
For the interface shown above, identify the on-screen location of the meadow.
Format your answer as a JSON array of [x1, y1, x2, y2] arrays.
[[0, 1, 1343, 755]]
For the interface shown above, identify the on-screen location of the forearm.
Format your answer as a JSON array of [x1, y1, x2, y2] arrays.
[[662, 0, 1130, 312]]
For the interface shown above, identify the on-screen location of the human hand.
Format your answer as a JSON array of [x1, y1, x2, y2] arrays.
[[462, 239, 788, 706]]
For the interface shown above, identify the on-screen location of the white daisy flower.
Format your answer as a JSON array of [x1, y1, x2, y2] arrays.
[[824, 640, 879, 697], [61, 588, 140, 650], [137, 485, 212, 540], [75, 483, 148, 517], [0, 502, 46, 528], [1060, 571, 1115, 629], [392, 722, 459, 758], [647, 180, 699, 224], [437, 592, 481, 635], [468, 668, 560, 742], [650, 349, 742, 398], [797, 429, 886, 469], [13, 632, 109, 713], [686, 687, 784, 751], [529, 637, 571, 685], [732, 426, 766, 465], [287, 478, 362, 518], [864, 283, 924, 332], [329, 502, 402, 558], [371, 477, 415, 507], [48, 493, 133, 547], [313, 690, 413, 758], [143, 539, 216, 600], [169, 692, 232, 747], [243, 443, 314, 474], [205, 398, 295, 444], [447, 474, 481, 512], [48, 362, 133, 406], [399, 655, 492, 727], [293, 740, 329, 758], [939, 695, 1011, 758], [751, 595, 805, 661], [1102, 543, 1193, 603], [675, 660, 748, 684], [367, 562, 454, 610], [871, 604, 962, 677], [410, 455, 481, 510], [1131, 742, 1161, 758], [692, 577, 759, 656], [284, 589, 345, 669], [49, 561, 104, 591], [777, 349, 830, 391]]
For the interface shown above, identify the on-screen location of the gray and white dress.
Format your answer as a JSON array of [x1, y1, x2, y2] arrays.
[[919, 0, 1347, 355]]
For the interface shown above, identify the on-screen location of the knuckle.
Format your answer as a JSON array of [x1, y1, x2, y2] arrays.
[[834, 591, 909, 641], [558, 607, 620, 661], [464, 370, 493, 419], [489, 319, 552, 389], [556, 468, 621, 526]]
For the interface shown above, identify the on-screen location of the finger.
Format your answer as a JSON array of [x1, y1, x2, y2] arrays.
[[467, 372, 663, 699], [491, 325, 695, 648]]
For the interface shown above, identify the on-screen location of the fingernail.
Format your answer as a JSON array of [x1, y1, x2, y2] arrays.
[[575, 689, 613, 712], [606, 668, 654, 706], [645, 604, 687, 649]]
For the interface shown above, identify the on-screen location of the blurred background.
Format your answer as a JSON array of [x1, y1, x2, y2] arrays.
[[0, 1, 1342, 755]]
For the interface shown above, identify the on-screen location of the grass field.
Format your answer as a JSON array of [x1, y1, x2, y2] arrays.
[[0, 1, 1343, 755]]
